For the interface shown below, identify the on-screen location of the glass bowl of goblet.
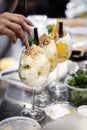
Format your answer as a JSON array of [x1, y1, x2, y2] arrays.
[[19, 44, 50, 122]]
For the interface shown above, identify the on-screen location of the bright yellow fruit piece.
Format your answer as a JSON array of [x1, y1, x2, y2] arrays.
[[51, 24, 56, 39], [56, 41, 70, 62], [56, 42, 67, 56]]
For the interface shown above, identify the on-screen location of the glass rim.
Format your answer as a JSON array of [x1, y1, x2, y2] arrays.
[[77, 105, 87, 118], [65, 77, 87, 91], [0, 116, 41, 129]]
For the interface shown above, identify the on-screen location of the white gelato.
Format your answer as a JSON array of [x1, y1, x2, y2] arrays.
[[39, 34, 57, 71], [57, 32, 71, 46], [19, 45, 50, 87]]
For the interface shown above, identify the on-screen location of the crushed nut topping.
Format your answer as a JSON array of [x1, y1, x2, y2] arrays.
[[39, 34, 53, 47], [25, 45, 44, 58]]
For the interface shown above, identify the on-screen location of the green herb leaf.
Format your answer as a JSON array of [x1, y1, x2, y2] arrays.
[[47, 25, 52, 34], [29, 36, 35, 43], [29, 36, 37, 45], [68, 70, 87, 88]]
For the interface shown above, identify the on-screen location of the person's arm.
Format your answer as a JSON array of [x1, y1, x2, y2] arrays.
[[57, 18, 86, 27], [7, 0, 18, 12], [0, 12, 34, 43]]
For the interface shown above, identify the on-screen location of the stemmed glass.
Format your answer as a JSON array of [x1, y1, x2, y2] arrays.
[[18, 37, 50, 122], [48, 22, 71, 101], [35, 34, 58, 107]]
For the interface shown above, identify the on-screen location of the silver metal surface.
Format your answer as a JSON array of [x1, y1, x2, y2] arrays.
[[35, 93, 54, 108], [21, 108, 46, 122]]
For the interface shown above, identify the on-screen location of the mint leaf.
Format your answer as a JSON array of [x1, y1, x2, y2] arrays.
[[47, 25, 52, 34]]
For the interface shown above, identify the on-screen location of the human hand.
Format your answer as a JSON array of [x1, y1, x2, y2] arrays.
[[0, 12, 34, 43]]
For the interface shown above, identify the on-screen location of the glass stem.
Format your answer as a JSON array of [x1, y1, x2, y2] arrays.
[[32, 87, 35, 110], [56, 64, 59, 83]]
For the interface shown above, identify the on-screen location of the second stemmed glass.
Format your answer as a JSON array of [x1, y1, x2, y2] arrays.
[[35, 33, 58, 107], [48, 22, 71, 101]]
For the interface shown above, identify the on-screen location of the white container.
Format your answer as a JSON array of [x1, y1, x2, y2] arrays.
[[77, 105, 87, 118], [42, 110, 87, 130], [0, 116, 41, 130], [65, 76, 87, 106]]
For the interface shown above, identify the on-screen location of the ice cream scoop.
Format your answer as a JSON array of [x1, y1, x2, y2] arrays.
[[19, 45, 50, 87], [39, 34, 57, 72]]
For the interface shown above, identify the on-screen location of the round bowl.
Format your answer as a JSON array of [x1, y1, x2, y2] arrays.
[[0, 116, 41, 130], [77, 105, 87, 118], [65, 76, 87, 106], [42, 112, 87, 130]]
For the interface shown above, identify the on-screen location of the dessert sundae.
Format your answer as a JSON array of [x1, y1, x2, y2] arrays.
[[39, 34, 57, 71], [47, 21, 71, 63], [56, 31, 71, 63], [19, 44, 50, 87]]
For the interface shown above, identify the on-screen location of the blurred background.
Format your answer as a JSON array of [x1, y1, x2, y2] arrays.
[[14, 0, 69, 18], [0, 0, 69, 18], [0, 0, 87, 18], [0, 0, 87, 58]]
